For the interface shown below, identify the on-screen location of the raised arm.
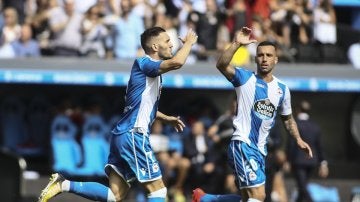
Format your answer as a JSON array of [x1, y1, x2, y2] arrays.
[[281, 114, 313, 158], [216, 27, 257, 80], [159, 29, 198, 74]]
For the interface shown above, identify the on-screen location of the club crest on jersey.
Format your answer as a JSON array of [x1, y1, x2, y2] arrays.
[[254, 99, 275, 120], [152, 162, 159, 173], [248, 171, 257, 181]]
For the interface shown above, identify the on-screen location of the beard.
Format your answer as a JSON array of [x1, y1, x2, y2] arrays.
[[159, 51, 173, 60]]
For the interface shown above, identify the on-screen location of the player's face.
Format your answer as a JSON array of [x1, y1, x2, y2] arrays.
[[156, 32, 173, 60], [255, 45, 278, 75]]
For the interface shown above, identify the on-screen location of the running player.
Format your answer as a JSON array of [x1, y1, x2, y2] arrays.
[[38, 26, 198, 202], [192, 27, 313, 202]]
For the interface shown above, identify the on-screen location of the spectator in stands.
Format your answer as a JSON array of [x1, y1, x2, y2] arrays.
[[224, 0, 247, 38], [0, 7, 23, 58], [265, 118, 288, 202], [183, 120, 221, 194], [1, 7, 21, 45], [48, 0, 83, 56], [108, 0, 144, 60], [313, 0, 337, 44], [80, 4, 108, 58], [39, 26, 198, 202], [291, 0, 313, 45], [348, 40, 360, 69], [286, 100, 329, 202], [150, 120, 190, 202], [251, 16, 295, 62], [130, 0, 156, 29], [11, 24, 40, 57], [250, 0, 271, 22], [150, 120, 172, 181], [73, 0, 97, 14], [193, 0, 223, 61], [29, 0, 54, 55], [268, 0, 298, 56], [2, 0, 27, 24], [107, 0, 121, 15], [0, 8, 4, 31], [207, 98, 237, 194], [178, 4, 201, 64], [97, 0, 121, 16], [0, 35, 15, 58]]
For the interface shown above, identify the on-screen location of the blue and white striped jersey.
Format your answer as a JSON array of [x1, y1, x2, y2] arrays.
[[230, 67, 292, 156], [112, 56, 162, 135]]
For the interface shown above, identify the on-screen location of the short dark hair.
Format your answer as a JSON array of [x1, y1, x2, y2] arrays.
[[257, 41, 277, 51], [140, 27, 166, 54]]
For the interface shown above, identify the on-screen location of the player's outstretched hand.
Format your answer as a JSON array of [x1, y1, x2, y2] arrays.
[[234, 27, 257, 46], [296, 139, 313, 158], [178, 28, 198, 45], [165, 116, 185, 132]]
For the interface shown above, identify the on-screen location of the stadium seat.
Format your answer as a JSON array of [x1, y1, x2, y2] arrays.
[[17, 96, 52, 157], [307, 183, 340, 202], [319, 44, 347, 64], [50, 114, 82, 176], [295, 44, 321, 63], [27, 95, 51, 147], [0, 96, 27, 151], [80, 115, 109, 176]]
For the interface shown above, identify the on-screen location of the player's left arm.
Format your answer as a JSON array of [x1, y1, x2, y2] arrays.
[[280, 87, 312, 158], [281, 114, 313, 158], [156, 111, 185, 132]]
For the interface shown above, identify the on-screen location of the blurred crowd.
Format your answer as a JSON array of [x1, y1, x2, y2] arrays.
[[0, 92, 236, 200], [1, 0, 359, 65], [1, 90, 333, 201]]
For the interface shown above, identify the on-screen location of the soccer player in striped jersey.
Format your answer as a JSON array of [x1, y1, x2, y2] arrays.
[[192, 27, 313, 202], [38, 26, 198, 202]]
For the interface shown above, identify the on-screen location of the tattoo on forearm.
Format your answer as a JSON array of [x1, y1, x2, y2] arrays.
[[286, 118, 300, 139]]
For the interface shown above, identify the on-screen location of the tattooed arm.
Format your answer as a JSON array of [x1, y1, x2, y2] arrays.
[[281, 114, 313, 158]]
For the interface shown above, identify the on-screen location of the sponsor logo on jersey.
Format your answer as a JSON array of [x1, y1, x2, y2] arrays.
[[254, 99, 275, 120], [249, 171, 257, 181]]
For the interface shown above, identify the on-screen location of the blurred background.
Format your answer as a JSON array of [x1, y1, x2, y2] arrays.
[[0, 0, 359, 201]]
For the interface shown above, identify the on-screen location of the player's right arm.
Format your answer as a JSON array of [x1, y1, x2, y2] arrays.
[[216, 27, 257, 80], [159, 29, 198, 74]]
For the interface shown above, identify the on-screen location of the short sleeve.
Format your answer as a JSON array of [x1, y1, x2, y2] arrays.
[[229, 67, 254, 87], [280, 87, 292, 116], [140, 57, 162, 77]]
